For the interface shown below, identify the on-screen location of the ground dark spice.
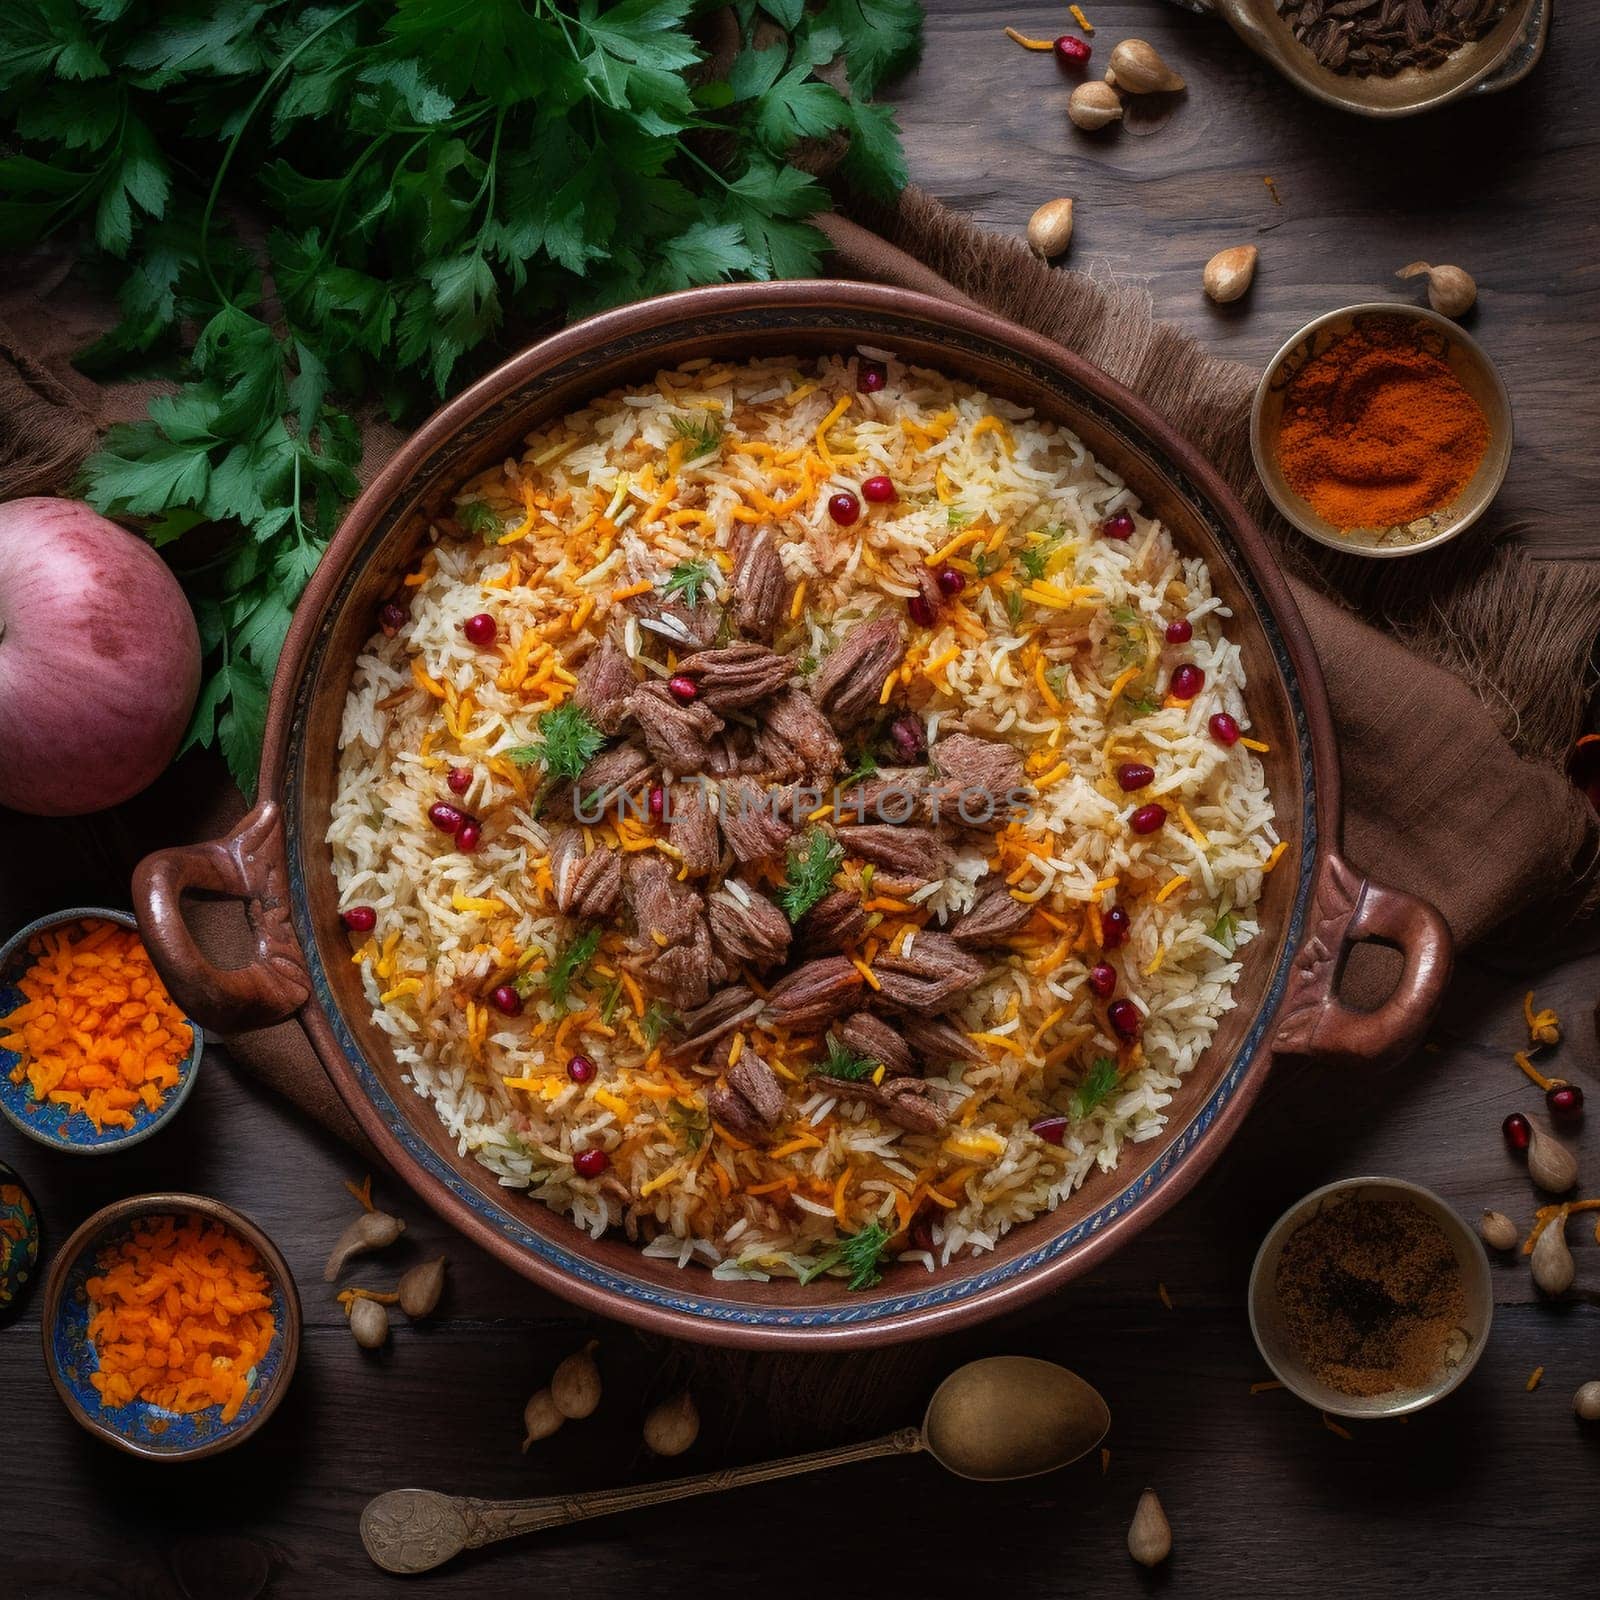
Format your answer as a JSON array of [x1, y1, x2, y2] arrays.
[[1274, 1196, 1466, 1398]]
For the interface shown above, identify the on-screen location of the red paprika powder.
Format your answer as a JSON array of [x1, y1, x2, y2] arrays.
[[1277, 317, 1489, 531]]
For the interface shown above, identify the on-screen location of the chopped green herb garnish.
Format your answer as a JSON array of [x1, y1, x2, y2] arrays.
[[660, 558, 720, 609], [545, 926, 602, 1010], [1004, 588, 1024, 627], [666, 1097, 709, 1151], [972, 548, 993, 578], [1070, 1056, 1120, 1120], [815, 1034, 875, 1081], [508, 704, 605, 783], [1209, 909, 1239, 954], [777, 829, 844, 923], [799, 1221, 894, 1290], [797, 653, 818, 677], [1045, 664, 1072, 698], [841, 747, 880, 788], [1125, 694, 1161, 715], [1014, 525, 1066, 581], [670, 412, 723, 461], [641, 1002, 679, 1048], [458, 500, 502, 542], [599, 974, 624, 1027], [946, 507, 972, 528]]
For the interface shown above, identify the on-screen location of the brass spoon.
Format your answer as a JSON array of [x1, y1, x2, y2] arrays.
[[360, 1355, 1109, 1575]]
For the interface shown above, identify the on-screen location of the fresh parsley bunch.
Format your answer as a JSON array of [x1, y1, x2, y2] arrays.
[[0, 0, 922, 792]]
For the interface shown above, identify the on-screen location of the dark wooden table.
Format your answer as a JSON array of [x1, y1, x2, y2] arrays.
[[4, 6, 1598, 1597]]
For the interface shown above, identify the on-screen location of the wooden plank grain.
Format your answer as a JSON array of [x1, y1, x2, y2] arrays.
[[888, 1, 1600, 560]]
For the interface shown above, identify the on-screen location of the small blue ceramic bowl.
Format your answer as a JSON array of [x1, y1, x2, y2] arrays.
[[0, 1159, 43, 1325], [0, 907, 202, 1154], [42, 1194, 302, 1460]]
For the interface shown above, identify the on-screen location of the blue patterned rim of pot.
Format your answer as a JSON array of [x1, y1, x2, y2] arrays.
[[0, 908, 202, 1154], [42, 1194, 300, 1460], [0, 1159, 43, 1325], [277, 295, 1321, 1336]]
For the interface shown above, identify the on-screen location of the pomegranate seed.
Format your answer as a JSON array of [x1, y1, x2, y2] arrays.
[[648, 784, 665, 822], [573, 1148, 609, 1179], [489, 985, 522, 1017], [1502, 1112, 1532, 1152], [1117, 762, 1155, 792], [463, 612, 497, 646], [1108, 999, 1142, 1042], [340, 906, 376, 934], [447, 766, 472, 794], [1088, 963, 1117, 998], [909, 1215, 936, 1251], [1169, 663, 1205, 701], [862, 475, 897, 504], [428, 801, 464, 835], [1102, 905, 1130, 949], [378, 601, 407, 634], [1101, 511, 1135, 540], [1130, 803, 1167, 835], [828, 491, 861, 526], [857, 361, 887, 393], [455, 818, 482, 853], [908, 594, 938, 627], [1209, 712, 1241, 746], [1165, 618, 1193, 644], [1031, 1115, 1070, 1145], [567, 1054, 596, 1084], [889, 714, 927, 763], [1547, 1083, 1585, 1124], [935, 565, 966, 597], [1053, 34, 1091, 69], [667, 674, 698, 703]]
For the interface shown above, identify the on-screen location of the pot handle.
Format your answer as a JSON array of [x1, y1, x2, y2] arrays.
[[133, 802, 311, 1034], [1271, 853, 1453, 1066]]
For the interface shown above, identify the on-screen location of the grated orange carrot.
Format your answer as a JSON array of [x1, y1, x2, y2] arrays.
[[85, 1213, 276, 1422], [2, 920, 191, 1132]]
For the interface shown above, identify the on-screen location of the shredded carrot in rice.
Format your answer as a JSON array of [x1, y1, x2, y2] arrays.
[[85, 1214, 276, 1422], [2, 920, 190, 1132]]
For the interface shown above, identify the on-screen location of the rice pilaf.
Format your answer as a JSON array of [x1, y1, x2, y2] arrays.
[[329, 350, 1281, 1289]]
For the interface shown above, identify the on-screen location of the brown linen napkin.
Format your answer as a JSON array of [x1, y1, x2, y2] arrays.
[[1, 193, 1597, 1138]]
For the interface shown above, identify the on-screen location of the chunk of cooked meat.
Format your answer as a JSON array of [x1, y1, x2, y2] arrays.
[[901, 1014, 981, 1066], [704, 725, 757, 776], [728, 525, 792, 642], [834, 1012, 915, 1077], [797, 887, 868, 955], [717, 777, 797, 865], [628, 592, 721, 652], [832, 767, 930, 826], [676, 642, 793, 712], [707, 882, 792, 971], [833, 823, 949, 882], [708, 1047, 788, 1137], [949, 881, 1035, 948], [571, 633, 636, 735], [926, 733, 1027, 829], [663, 985, 762, 1065], [764, 957, 866, 1031], [628, 680, 725, 773], [804, 1073, 951, 1135], [572, 740, 654, 819], [813, 616, 903, 730], [872, 932, 987, 1014], [548, 829, 623, 917], [749, 689, 844, 783], [621, 854, 721, 1011], [665, 781, 720, 876]]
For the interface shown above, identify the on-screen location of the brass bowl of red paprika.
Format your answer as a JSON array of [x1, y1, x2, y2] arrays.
[[1250, 303, 1512, 559]]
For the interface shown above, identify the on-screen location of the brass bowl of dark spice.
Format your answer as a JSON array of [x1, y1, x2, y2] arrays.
[[1249, 1178, 1493, 1419]]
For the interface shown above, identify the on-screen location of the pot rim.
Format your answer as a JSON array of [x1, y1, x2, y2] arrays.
[[255, 282, 1340, 1346]]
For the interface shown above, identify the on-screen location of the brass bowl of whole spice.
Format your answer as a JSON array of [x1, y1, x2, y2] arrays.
[[1249, 1178, 1493, 1419], [1251, 303, 1512, 559], [1216, 0, 1542, 118]]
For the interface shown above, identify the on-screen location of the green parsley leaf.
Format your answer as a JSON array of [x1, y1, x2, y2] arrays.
[[841, 746, 879, 788], [1125, 694, 1160, 715], [665, 1096, 709, 1151], [1209, 909, 1239, 954], [660, 557, 719, 608], [946, 507, 972, 528], [797, 653, 818, 677], [545, 925, 602, 1009], [458, 499, 502, 541], [1070, 1057, 1120, 1121], [814, 1034, 875, 1081], [508, 703, 605, 782], [641, 1001, 679, 1047], [777, 828, 843, 923]]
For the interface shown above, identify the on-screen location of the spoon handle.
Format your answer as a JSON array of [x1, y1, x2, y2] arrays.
[[457, 1427, 925, 1551]]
